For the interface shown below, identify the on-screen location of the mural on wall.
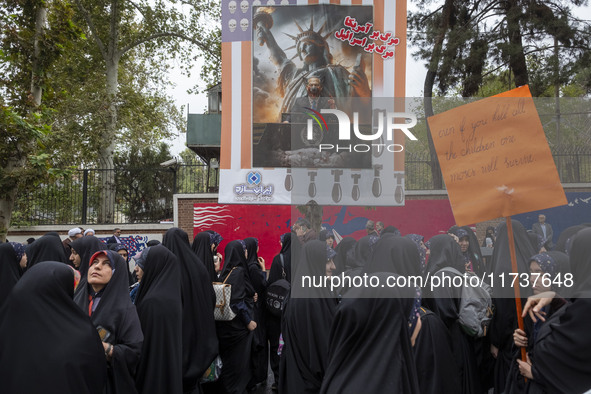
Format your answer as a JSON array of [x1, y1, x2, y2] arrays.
[[98, 235, 149, 260], [193, 200, 457, 269]]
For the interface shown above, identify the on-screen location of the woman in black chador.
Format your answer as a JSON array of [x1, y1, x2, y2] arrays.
[[192, 230, 223, 283], [215, 240, 257, 394], [0, 261, 106, 393], [279, 240, 337, 394], [134, 245, 183, 394], [424, 234, 483, 394], [244, 237, 268, 390], [0, 242, 25, 307], [518, 227, 591, 393], [489, 220, 535, 394], [266, 232, 292, 390], [321, 272, 422, 394], [25, 232, 69, 269], [74, 250, 144, 394], [163, 227, 218, 394]]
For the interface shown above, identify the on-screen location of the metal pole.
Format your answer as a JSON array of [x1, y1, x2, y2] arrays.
[[82, 169, 88, 224]]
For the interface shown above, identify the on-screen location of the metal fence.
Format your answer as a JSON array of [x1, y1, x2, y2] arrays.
[[11, 165, 213, 226], [11, 151, 590, 226]]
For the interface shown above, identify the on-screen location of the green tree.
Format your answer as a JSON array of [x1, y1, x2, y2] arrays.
[[0, 0, 82, 240], [114, 142, 175, 222], [72, 0, 221, 222], [409, 0, 591, 188]]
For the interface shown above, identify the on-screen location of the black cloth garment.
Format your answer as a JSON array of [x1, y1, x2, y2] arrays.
[[75, 250, 143, 394], [0, 261, 106, 393], [518, 228, 591, 393], [215, 240, 256, 394], [134, 245, 183, 394], [25, 233, 69, 269], [424, 234, 483, 394], [192, 231, 218, 283], [244, 237, 268, 388], [460, 225, 485, 276], [332, 236, 355, 275], [488, 220, 536, 394], [266, 232, 292, 386], [0, 243, 23, 307], [267, 233, 292, 285], [554, 223, 590, 254], [504, 252, 570, 394], [365, 234, 423, 277], [71, 235, 108, 289], [279, 240, 337, 394], [163, 228, 218, 393], [414, 307, 461, 394], [320, 272, 420, 394]]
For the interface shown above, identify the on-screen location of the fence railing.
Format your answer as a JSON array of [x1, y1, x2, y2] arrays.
[[11, 151, 590, 226]]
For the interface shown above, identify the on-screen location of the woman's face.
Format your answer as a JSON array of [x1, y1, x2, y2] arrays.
[[117, 249, 128, 261], [70, 248, 81, 268], [87, 254, 113, 292], [530, 261, 552, 295], [134, 265, 144, 282], [326, 238, 334, 248], [326, 259, 336, 276], [19, 253, 27, 269], [459, 236, 470, 253]]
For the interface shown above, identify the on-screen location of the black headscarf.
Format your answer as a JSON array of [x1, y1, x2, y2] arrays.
[[490, 220, 536, 298], [163, 227, 218, 392], [528, 228, 591, 393], [425, 234, 466, 275], [221, 239, 249, 278], [424, 235, 483, 394], [404, 234, 427, 275], [280, 240, 337, 393], [269, 233, 292, 284], [191, 231, 218, 282], [0, 262, 106, 393], [74, 250, 143, 394], [333, 236, 355, 275], [70, 235, 108, 282], [488, 220, 536, 393], [25, 233, 69, 269], [554, 224, 590, 254], [381, 225, 401, 236], [0, 242, 23, 307], [134, 245, 183, 394], [320, 272, 420, 394], [460, 226, 485, 276], [245, 237, 267, 294], [413, 307, 461, 394], [366, 235, 423, 277]]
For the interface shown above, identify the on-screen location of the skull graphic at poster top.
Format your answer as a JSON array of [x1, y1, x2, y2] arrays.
[[228, 0, 237, 14], [228, 19, 237, 32]]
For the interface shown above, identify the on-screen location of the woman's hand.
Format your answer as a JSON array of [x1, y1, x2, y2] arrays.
[[490, 344, 499, 359], [247, 321, 257, 331], [102, 341, 113, 360], [257, 256, 266, 271], [513, 329, 528, 348], [522, 291, 555, 322], [253, 293, 258, 303], [517, 354, 533, 380]]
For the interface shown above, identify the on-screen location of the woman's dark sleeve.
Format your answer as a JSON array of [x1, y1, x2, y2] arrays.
[[228, 268, 253, 326], [268, 256, 282, 285], [248, 264, 267, 294], [112, 305, 144, 372]]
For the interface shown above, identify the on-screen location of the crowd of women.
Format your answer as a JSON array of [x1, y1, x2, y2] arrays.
[[0, 220, 590, 394]]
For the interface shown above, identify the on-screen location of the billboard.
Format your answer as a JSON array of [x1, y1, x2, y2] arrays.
[[220, 0, 407, 205]]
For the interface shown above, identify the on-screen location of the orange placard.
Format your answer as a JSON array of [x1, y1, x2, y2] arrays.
[[427, 85, 567, 226]]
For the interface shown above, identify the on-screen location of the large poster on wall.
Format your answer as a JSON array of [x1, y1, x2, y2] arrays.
[[219, 0, 408, 206]]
